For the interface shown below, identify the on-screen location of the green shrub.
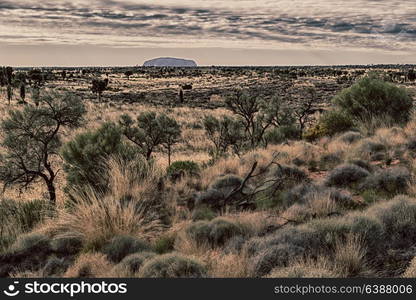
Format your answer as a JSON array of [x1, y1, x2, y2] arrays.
[[43, 257, 70, 277], [194, 189, 225, 210], [114, 252, 157, 275], [325, 164, 370, 188], [250, 244, 304, 277], [271, 165, 309, 187], [154, 234, 176, 254], [50, 235, 83, 255], [360, 167, 410, 196], [10, 233, 51, 253], [0, 198, 50, 251], [186, 218, 246, 248], [369, 195, 416, 249], [319, 153, 342, 170], [209, 175, 243, 192], [195, 175, 247, 210], [333, 75, 413, 125], [166, 160, 199, 181], [139, 253, 206, 278], [361, 189, 383, 204], [304, 110, 354, 141], [62, 122, 142, 192], [102, 235, 151, 263], [348, 159, 372, 172], [337, 131, 363, 144], [265, 125, 300, 144], [191, 206, 217, 221]]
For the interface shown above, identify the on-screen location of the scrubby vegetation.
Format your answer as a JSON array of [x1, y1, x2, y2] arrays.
[[0, 66, 416, 278]]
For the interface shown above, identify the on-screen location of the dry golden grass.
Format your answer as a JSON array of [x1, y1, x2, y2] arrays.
[[266, 256, 338, 278], [64, 253, 114, 278], [403, 257, 416, 278], [334, 234, 369, 277], [38, 156, 164, 250]]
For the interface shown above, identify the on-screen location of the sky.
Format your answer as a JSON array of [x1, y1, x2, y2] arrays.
[[0, 0, 415, 66]]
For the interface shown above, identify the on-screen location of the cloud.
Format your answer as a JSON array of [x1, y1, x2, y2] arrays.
[[0, 0, 415, 53]]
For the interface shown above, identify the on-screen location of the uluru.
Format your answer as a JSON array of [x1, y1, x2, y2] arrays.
[[143, 57, 197, 67]]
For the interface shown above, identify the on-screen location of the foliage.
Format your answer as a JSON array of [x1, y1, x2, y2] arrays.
[[119, 112, 181, 162], [91, 78, 108, 101], [139, 253, 206, 278], [0, 92, 86, 204], [166, 160, 200, 181], [154, 234, 176, 254], [325, 164, 370, 188], [191, 206, 217, 221], [225, 91, 294, 148], [114, 252, 156, 275], [361, 167, 411, 197], [102, 235, 152, 263], [304, 110, 354, 141], [203, 115, 245, 159], [62, 122, 142, 192], [185, 218, 246, 248], [333, 75, 413, 125]]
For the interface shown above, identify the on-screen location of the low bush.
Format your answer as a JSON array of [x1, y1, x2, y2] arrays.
[[195, 175, 248, 211], [0, 199, 50, 252], [319, 153, 343, 170], [186, 218, 246, 248], [113, 252, 157, 276], [249, 243, 305, 277], [154, 234, 176, 254], [272, 165, 308, 184], [10, 233, 51, 253], [325, 164, 370, 188], [368, 196, 416, 249], [139, 253, 206, 278], [191, 206, 217, 221], [102, 235, 152, 263], [50, 235, 83, 255], [304, 110, 354, 141], [360, 167, 410, 196], [348, 159, 372, 172], [337, 131, 363, 144], [264, 125, 300, 144], [210, 175, 243, 192], [43, 257, 70, 277], [167, 161, 200, 182]]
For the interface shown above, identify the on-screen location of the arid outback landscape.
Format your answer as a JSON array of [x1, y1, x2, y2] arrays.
[[1, 64, 416, 278]]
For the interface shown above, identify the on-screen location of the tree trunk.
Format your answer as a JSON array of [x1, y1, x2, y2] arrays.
[[167, 145, 171, 166], [46, 179, 56, 206]]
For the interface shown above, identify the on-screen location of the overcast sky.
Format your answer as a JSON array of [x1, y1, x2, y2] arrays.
[[0, 0, 415, 66]]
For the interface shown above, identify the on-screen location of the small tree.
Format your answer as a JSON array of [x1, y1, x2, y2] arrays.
[[28, 69, 44, 106], [291, 86, 319, 138], [19, 84, 26, 103], [225, 91, 293, 148], [61, 70, 67, 80], [6, 85, 12, 104], [0, 92, 86, 205], [2, 66, 13, 104], [203, 115, 244, 159], [124, 70, 133, 79], [91, 78, 108, 101], [159, 114, 181, 166], [119, 112, 182, 162]]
